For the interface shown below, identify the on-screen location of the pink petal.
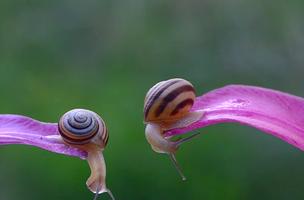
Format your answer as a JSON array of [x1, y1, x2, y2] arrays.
[[0, 114, 86, 159], [165, 85, 304, 150]]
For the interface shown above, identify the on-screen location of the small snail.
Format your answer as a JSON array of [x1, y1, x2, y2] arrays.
[[144, 78, 203, 180], [58, 109, 114, 200]]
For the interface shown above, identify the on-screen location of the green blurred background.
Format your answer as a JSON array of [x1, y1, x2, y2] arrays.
[[0, 0, 304, 199]]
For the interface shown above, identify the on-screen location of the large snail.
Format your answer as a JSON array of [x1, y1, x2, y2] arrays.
[[52, 109, 114, 200], [144, 78, 204, 180]]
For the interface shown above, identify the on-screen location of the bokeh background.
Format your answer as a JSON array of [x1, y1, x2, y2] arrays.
[[0, 0, 304, 200]]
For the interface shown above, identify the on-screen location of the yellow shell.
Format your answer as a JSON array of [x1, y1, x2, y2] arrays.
[[144, 78, 196, 125]]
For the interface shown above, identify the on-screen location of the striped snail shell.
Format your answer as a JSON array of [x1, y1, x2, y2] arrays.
[[58, 109, 108, 147], [144, 78, 196, 125]]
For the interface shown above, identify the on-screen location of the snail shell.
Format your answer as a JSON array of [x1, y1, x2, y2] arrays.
[[58, 109, 108, 147], [144, 78, 196, 126]]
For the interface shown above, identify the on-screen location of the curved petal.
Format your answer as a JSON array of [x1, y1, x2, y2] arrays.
[[165, 85, 304, 151], [0, 114, 86, 159]]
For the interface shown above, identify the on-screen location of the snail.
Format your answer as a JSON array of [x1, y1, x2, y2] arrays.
[[57, 109, 114, 200], [144, 78, 204, 180]]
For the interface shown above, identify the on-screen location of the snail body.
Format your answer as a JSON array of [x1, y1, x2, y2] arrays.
[[144, 78, 203, 180], [58, 109, 114, 200]]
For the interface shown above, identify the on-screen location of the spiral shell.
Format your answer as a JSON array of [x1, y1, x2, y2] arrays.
[[144, 78, 196, 124], [58, 109, 108, 146]]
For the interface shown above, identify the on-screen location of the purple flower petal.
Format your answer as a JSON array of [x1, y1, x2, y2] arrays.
[[0, 114, 86, 159], [165, 85, 304, 150]]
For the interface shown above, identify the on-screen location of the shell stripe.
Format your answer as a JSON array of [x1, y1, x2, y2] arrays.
[[154, 85, 195, 117], [100, 120, 106, 139], [103, 128, 109, 146], [59, 126, 98, 144], [170, 98, 194, 116], [144, 80, 181, 119], [98, 118, 109, 146]]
